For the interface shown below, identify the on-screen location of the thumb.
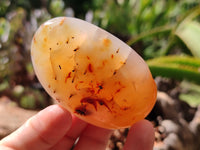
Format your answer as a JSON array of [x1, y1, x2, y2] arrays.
[[0, 105, 72, 150]]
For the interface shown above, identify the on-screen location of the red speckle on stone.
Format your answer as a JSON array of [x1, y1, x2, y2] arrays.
[[65, 72, 71, 83], [75, 105, 88, 116], [81, 97, 97, 111], [80, 97, 111, 112], [88, 63, 93, 73]]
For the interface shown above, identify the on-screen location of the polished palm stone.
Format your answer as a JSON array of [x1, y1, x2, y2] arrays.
[[31, 17, 157, 129]]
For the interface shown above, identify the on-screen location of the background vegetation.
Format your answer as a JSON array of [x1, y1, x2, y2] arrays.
[[0, 0, 200, 109]]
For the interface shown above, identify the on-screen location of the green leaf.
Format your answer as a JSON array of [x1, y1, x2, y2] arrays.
[[127, 25, 172, 46], [147, 56, 200, 83], [179, 93, 200, 107], [181, 80, 200, 93], [0, 17, 10, 43], [0, 80, 9, 91], [175, 21, 200, 58], [20, 94, 36, 109], [179, 80, 200, 107], [49, 0, 65, 17]]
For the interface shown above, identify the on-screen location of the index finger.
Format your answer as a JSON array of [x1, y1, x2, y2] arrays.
[[123, 119, 155, 150]]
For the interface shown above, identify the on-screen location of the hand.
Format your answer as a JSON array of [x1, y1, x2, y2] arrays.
[[0, 105, 154, 150]]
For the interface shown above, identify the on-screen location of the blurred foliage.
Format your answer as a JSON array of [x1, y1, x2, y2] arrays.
[[179, 81, 200, 107], [0, 0, 200, 108], [147, 56, 200, 83], [48, 0, 65, 17], [176, 20, 200, 57]]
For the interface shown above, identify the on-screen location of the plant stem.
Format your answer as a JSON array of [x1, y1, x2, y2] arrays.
[[127, 25, 173, 46]]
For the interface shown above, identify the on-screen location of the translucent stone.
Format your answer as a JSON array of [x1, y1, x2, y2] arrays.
[[31, 17, 157, 129]]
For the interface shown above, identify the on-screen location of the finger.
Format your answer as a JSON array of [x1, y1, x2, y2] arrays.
[[123, 119, 155, 150], [50, 115, 88, 150], [0, 146, 13, 150], [0, 105, 72, 150], [73, 124, 113, 150]]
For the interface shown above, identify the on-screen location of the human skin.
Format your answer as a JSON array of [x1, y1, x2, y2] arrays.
[[0, 104, 154, 150]]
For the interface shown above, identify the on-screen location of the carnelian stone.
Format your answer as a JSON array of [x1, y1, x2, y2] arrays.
[[31, 17, 157, 129]]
